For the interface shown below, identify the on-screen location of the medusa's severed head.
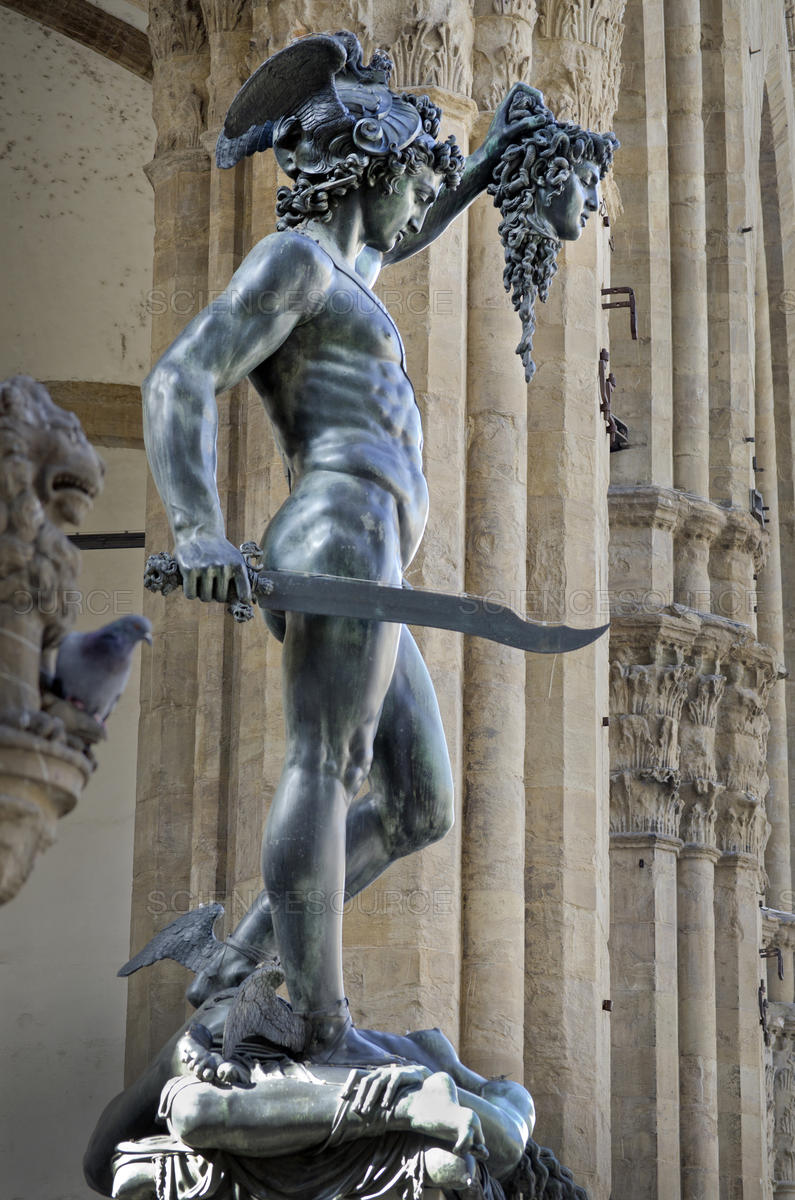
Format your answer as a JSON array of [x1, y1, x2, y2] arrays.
[[488, 88, 619, 381], [215, 31, 464, 229]]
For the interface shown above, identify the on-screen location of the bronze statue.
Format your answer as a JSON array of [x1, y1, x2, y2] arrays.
[[141, 31, 615, 1065]]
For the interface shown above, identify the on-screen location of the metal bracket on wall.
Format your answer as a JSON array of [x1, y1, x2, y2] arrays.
[[750, 488, 769, 528], [759, 979, 771, 1046], [601, 287, 638, 340], [760, 945, 785, 981], [598, 349, 629, 453]]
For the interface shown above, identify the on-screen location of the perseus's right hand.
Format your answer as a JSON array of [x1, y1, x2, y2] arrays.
[[174, 534, 253, 604]]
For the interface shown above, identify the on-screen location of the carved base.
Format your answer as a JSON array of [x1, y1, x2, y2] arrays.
[[0, 726, 92, 904]]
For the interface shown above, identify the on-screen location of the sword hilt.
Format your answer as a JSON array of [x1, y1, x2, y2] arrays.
[[143, 543, 267, 623]]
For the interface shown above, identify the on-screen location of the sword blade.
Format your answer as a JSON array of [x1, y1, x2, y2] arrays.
[[254, 570, 608, 655]]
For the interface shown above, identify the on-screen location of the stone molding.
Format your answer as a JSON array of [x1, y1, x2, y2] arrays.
[[607, 484, 679, 534], [144, 145, 212, 189], [713, 505, 769, 575], [609, 830, 683, 854]]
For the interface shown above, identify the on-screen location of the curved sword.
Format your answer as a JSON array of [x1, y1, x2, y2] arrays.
[[144, 547, 608, 655]]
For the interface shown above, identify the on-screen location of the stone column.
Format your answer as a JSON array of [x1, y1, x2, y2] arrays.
[[713, 641, 780, 1200], [673, 496, 725, 615], [460, 0, 536, 1079], [523, 9, 624, 1192], [754, 222, 793, 1002], [128, 0, 211, 1078], [184, 0, 253, 931], [609, 615, 696, 1199], [664, 0, 709, 499], [608, 486, 677, 613], [700, 0, 754, 508], [709, 509, 766, 634], [677, 646, 726, 1200], [608, 0, 673, 492], [769, 1002, 795, 1200], [341, 3, 476, 1041]]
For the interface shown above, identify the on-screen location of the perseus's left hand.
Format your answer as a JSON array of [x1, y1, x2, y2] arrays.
[[484, 82, 548, 159]]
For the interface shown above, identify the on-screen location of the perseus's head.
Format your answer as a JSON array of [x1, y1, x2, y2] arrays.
[[216, 31, 464, 238]]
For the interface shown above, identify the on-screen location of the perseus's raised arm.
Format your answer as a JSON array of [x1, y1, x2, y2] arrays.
[[383, 82, 545, 265], [142, 232, 330, 602]]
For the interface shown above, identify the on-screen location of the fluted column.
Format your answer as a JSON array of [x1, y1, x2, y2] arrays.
[[769, 1002, 795, 1199], [700, 0, 754, 508], [673, 497, 725, 614], [754, 218, 793, 1003], [524, 10, 623, 1193], [609, 0, 673, 491], [128, 0, 211, 1079], [713, 642, 781, 1200], [677, 647, 726, 1200], [328, 2, 476, 1041], [460, 0, 535, 1079], [708, 509, 766, 634], [664, 0, 709, 500], [609, 615, 696, 1200]]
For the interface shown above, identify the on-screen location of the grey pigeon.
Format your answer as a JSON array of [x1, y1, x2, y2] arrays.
[[53, 614, 152, 722]]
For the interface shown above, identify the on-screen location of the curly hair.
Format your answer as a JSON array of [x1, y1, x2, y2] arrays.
[[275, 93, 464, 230], [488, 90, 618, 381]]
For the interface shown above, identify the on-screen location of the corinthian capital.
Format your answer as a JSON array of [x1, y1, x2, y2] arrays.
[[390, 12, 474, 96], [532, 0, 626, 128], [609, 654, 694, 838], [149, 0, 208, 61], [472, 0, 537, 112]]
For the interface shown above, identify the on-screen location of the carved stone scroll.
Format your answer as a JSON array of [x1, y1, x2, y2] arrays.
[[0, 377, 104, 903]]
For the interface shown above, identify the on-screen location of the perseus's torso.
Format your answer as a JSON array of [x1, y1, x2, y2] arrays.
[[248, 245, 429, 565]]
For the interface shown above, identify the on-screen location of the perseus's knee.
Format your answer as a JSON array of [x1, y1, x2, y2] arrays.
[[395, 775, 455, 856]]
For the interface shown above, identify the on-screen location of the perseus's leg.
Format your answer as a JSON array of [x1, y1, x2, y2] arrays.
[[262, 604, 402, 1062], [187, 627, 452, 1006], [187, 627, 453, 1006]]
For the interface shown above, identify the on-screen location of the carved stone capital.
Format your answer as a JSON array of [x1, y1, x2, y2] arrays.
[[673, 491, 728, 547], [609, 640, 697, 837], [144, 146, 212, 190], [713, 506, 768, 572], [199, 0, 248, 33], [391, 16, 474, 97], [767, 1001, 795, 1187], [533, 0, 626, 128], [608, 485, 679, 534], [472, 1, 537, 113], [149, 0, 208, 60]]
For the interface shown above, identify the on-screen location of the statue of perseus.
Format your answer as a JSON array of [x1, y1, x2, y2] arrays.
[[138, 30, 616, 1048], [87, 28, 616, 1200]]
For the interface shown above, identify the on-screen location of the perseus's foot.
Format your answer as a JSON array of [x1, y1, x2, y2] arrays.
[[186, 940, 262, 1008], [178, 1022, 251, 1085], [301, 1001, 403, 1067]]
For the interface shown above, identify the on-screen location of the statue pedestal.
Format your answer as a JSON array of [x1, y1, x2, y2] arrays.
[[0, 727, 92, 903]]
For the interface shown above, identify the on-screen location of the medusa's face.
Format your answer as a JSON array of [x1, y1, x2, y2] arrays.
[[542, 159, 601, 241]]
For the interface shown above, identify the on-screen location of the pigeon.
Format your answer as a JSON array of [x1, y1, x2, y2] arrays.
[[53, 614, 152, 722]]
